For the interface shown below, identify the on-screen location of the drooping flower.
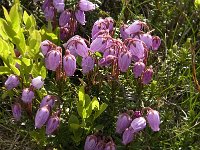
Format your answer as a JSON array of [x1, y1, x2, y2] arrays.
[[40, 40, 53, 56], [133, 61, 145, 78], [79, 0, 95, 12], [125, 20, 147, 35], [120, 24, 129, 40], [131, 117, 146, 133], [118, 51, 132, 72], [12, 103, 21, 121], [152, 36, 161, 50], [147, 109, 160, 131], [46, 114, 60, 135], [40, 95, 56, 108], [75, 9, 86, 25], [53, 0, 65, 13], [45, 48, 62, 71], [84, 134, 98, 150], [63, 50, 76, 76], [5, 74, 20, 90], [142, 66, 153, 85], [21, 88, 35, 103], [42, 0, 51, 11], [82, 56, 95, 74], [139, 33, 152, 50], [35, 105, 50, 129], [92, 19, 108, 39], [94, 140, 105, 150], [116, 113, 132, 134], [59, 10, 71, 27], [31, 76, 44, 89], [122, 127, 134, 145]]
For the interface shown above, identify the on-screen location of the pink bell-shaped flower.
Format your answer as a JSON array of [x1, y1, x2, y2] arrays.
[[126, 38, 147, 62], [79, 0, 95, 12], [131, 117, 146, 133], [122, 127, 134, 145], [40, 95, 56, 108], [40, 40, 53, 56], [152, 36, 161, 50], [53, 0, 65, 13], [63, 50, 76, 76], [139, 33, 152, 50], [125, 20, 147, 35], [35, 105, 50, 129], [84, 134, 98, 150], [31, 76, 44, 89], [5, 74, 20, 90], [118, 51, 132, 72], [59, 10, 71, 27], [147, 109, 160, 131], [133, 61, 145, 78], [45, 48, 62, 71], [12, 103, 21, 121], [92, 19, 108, 39], [120, 24, 129, 40], [46, 113, 60, 135], [90, 34, 111, 52], [116, 113, 132, 134], [21, 88, 35, 103], [75, 9, 86, 25], [142, 66, 153, 84], [82, 56, 95, 74]]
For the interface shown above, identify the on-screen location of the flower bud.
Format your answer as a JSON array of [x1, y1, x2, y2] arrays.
[[116, 113, 132, 134], [103, 48, 117, 58], [5, 75, 20, 90], [59, 10, 71, 27], [142, 67, 153, 85], [98, 55, 116, 67], [118, 51, 132, 72], [133, 61, 145, 78], [79, 0, 95, 12], [45, 48, 62, 71], [104, 141, 116, 150], [152, 36, 161, 50], [75, 9, 86, 25], [133, 111, 142, 118], [35, 105, 50, 129], [44, 6, 55, 22], [131, 117, 146, 133], [21, 88, 35, 103], [147, 109, 160, 131], [40, 40, 53, 56], [53, 0, 65, 13], [84, 134, 97, 150], [63, 51, 76, 76], [40, 95, 56, 108], [31, 76, 44, 89], [46, 114, 60, 135], [122, 127, 134, 145], [12, 103, 21, 121], [82, 56, 95, 74]]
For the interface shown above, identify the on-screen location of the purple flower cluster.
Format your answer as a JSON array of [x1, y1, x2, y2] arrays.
[[84, 134, 116, 150], [116, 109, 160, 145], [35, 96, 60, 135], [41, 0, 96, 40]]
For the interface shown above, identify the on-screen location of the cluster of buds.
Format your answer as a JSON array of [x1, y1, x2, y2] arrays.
[[35, 96, 60, 135], [84, 134, 116, 150], [39, 0, 95, 40], [116, 108, 160, 145]]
